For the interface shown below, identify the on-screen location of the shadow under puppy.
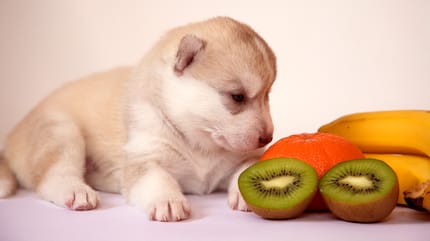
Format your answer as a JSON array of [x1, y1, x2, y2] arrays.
[[0, 17, 277, 221]]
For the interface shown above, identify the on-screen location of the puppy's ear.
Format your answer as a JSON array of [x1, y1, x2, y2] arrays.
[[174, 35, 206, 76]]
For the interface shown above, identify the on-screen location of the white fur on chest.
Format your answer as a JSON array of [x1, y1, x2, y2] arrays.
[[125, 123, 247, 195]]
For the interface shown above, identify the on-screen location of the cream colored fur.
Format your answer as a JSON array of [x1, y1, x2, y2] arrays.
[[0, 17, 276, 221]]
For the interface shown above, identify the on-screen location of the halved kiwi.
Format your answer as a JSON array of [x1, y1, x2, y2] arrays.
[[319, 158, 399, 223], [238, 158, 318, 219]]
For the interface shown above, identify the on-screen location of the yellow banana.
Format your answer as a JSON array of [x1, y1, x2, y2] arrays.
[[364, 153, 430, 205], [318, 110, 430, 157]]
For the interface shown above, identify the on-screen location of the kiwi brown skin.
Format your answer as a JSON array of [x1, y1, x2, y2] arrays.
[[322, 182, 399, 223], [247, 190, 316, 220]]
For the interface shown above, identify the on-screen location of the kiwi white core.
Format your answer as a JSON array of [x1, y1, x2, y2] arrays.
[[339, 176, 373, 189], [261, 176, 295, 189]]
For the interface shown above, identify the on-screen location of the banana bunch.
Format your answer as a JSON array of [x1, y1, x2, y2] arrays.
[[318, 110, 430, 205]]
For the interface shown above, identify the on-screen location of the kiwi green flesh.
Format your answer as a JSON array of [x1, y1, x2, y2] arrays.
[[319, 158, 399, 222], [319, 158, 398, 204], [238, 158, 318, 217]]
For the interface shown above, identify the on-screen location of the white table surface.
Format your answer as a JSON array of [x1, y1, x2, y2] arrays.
[[1, 190, 429, 241]]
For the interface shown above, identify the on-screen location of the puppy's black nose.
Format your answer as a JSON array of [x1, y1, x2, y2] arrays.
[[258, 135, 273, 147]]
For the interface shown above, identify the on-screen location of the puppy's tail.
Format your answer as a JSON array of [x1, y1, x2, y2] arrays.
[[0, 151, 17, 197]]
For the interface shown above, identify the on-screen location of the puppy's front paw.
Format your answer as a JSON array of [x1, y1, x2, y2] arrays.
[[128, 186, 191, 222], [148, 196, 191, 222], [228, 187, 250, 212], [37, 177, 99, 211]]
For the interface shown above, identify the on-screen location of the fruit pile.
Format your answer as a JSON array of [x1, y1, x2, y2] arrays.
[[260, 133, 364, 211], [238, 110, 430, 223], [239, 132, 398, 223], [319, 110, 430, 211]]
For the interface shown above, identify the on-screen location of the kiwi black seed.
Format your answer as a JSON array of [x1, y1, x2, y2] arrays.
[[238, 158, 318, 219], [319, 158, 399, 223]]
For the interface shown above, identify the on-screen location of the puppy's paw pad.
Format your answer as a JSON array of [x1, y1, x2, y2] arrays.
[[149, 198, 191, 222], [228, 190, 250, 212]]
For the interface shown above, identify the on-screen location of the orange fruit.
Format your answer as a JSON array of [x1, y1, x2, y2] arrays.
[[260, 132, 364, 211]]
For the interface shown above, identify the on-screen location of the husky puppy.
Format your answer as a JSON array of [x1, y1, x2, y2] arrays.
[[0, 17, 276, 221]]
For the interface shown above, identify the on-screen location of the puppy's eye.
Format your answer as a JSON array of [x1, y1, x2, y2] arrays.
[[231, 94, 245, 103]]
